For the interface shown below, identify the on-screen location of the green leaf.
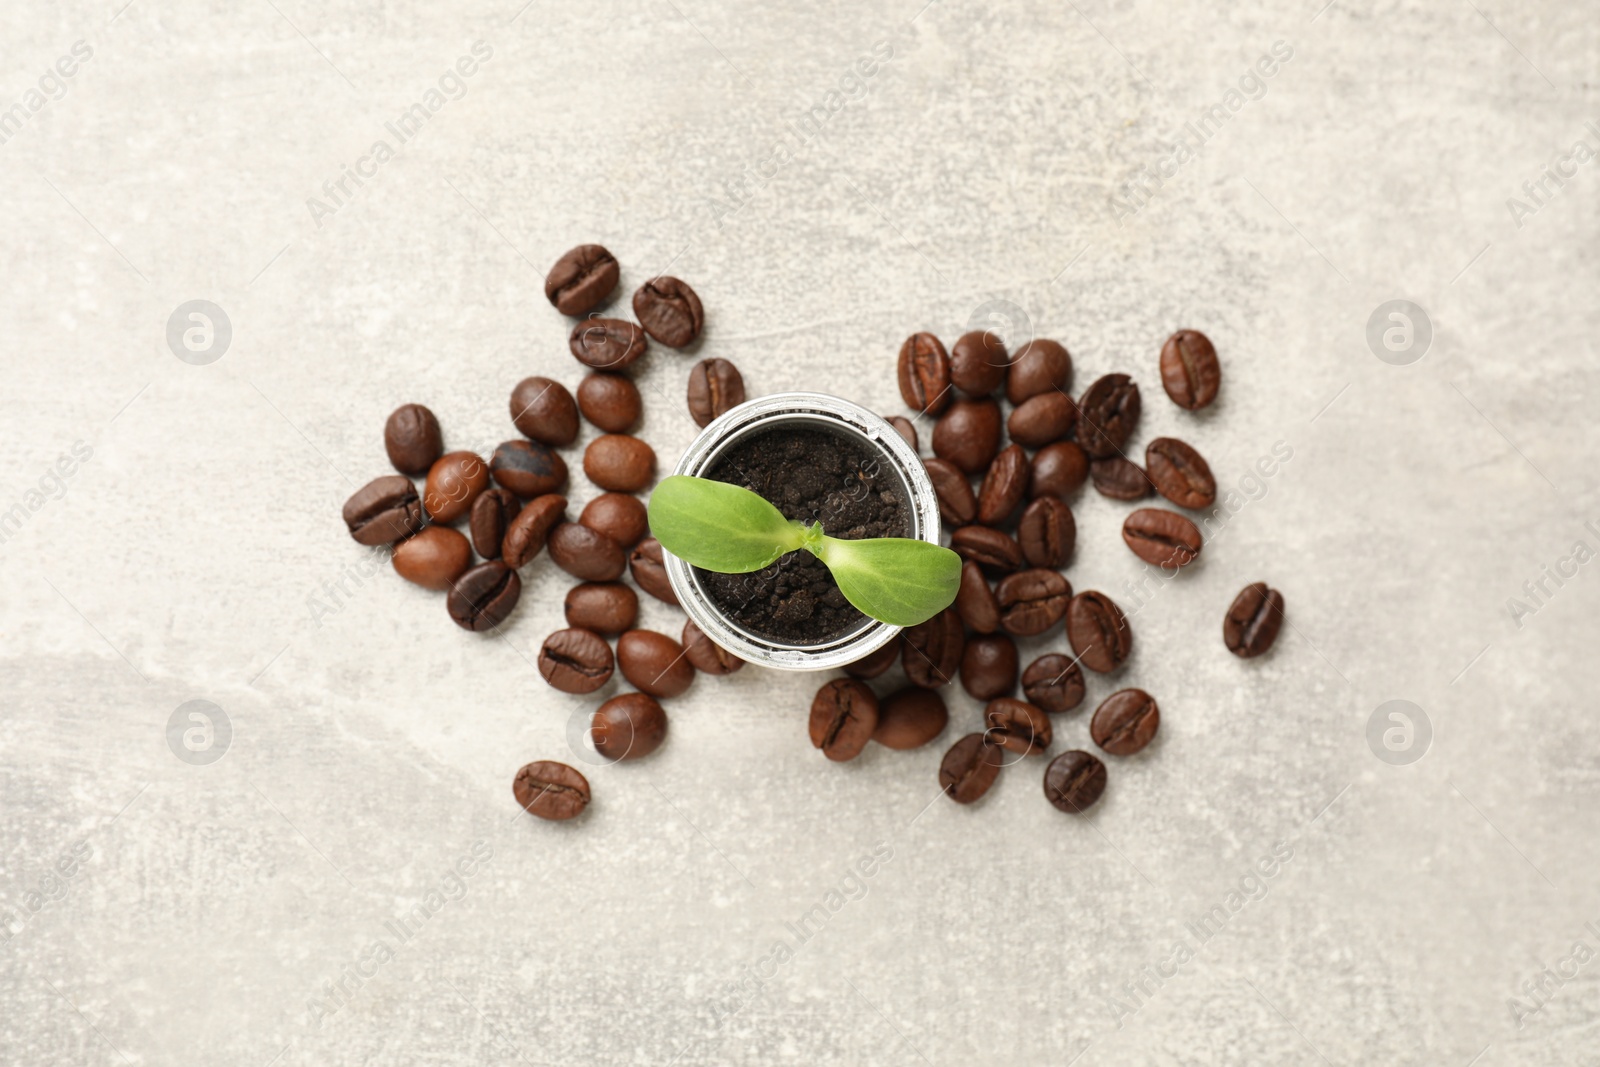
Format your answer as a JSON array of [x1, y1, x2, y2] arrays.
[[811, 535, 961, 627], [647, 475, 807, 573]]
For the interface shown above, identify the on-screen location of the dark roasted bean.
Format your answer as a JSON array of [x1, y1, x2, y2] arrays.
[[924, 458, 977, 526], [902, 608, 964, 688], [492, 439, 568, 499], [1144, 437, 1216, 509], [682, 618, 744, 675], [592, 693, 668, 761], [618, 629, 695, 698], [545, 244, 618, 316], [873, 687, 948, 750], [1005, 339, 1071, 405], [977, 444, 1028, 526], [1090, 457, 1153, 501], [633, 276, 703, 347], [1091, 689, 1160, 755], [1007, 392, 1077, 449], [995, 569, 1071, 637], [569, 317, 647, 369], [1077, 373, 1141, 459], [950, 525, 1024, 575], [955, 560, 1001, 634], [1017, 496, 1075, 569], [502, 494, 566, 568], [844, 636, 900, 679], [580, 492, 648, 549], [1066, 591, 1132, 673], [1122, 507, 1203, 569], [1029, 441, 1089, 500], [809, 678, 879, 762], [960, 634, 1019, 701], [630, 538, 678, 605], [548, 522, 626, 581], [564, 582, 638, 635], [897, 332, 952, 415], [538, 627, 614, 693], [687, 358, 745, 427], [470, 488, 520, 560], [932, 398, 1002, 474], [1224, 582, 1285, 658], [886, 415, 918, 453], [940, 733, 1002, 804], [509, 377, 579, 446], [1043, 750, 1106, 813], [343, 475, 425, 545], [949, 330, 1009, 396], [513, 760, 590, 820], [1021, 653, 1086, 714], [1159, 329, 1220, 410], [984, 698, 1052, 756], [447, 561, 521, 632], [384, 404, 443, 475]]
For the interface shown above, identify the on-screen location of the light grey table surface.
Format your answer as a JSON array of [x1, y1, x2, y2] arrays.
[[3, 2, 1596, 1064]]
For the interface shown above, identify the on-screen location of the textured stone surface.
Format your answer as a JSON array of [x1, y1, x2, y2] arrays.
[[2, 2, 1597, 1064]]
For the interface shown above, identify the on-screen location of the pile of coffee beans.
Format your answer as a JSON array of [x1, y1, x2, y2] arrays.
[[806, 325, 1285, 814], [340, 242, 751, 821]]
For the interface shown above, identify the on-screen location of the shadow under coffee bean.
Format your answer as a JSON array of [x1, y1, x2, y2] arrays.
[[696, 426, 911, 644]]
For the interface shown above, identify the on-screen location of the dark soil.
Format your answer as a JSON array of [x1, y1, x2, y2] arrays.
[[698, 426, 910, 644]]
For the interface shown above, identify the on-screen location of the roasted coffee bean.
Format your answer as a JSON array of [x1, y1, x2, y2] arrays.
[[633, 276, 704, 347], [392, 526, 472, 590], [995, 569, 1071, 637], [618, 629, 694, 698], [1144, 437, 1216, 509], [470, 489, 520, 560], [538, 627, 614, 693], [544, 244, 618, 316], [1043, 750, 1106, 813], [960, 634, 1019, 701], [423, 452, 489, 524], [1005, 339, 1072, 405], [955, 560, 1001, 634], [896, 332, 952, 415], [949, 330, 1009, 396], [492, 439, 568, 499], [682, 618, 744, 675], [1077, 373, 1141, 459], [902, 608, 965, 688], [580, 492, 648, 549], [630, 538, 678, 605], [1122, 507, 1203, 569], [687, 358, 745, 427], [977, 444, 1028, 526], [1090, 457, 1153, 501], [592, 693, 668, 761], [1066, 591, 1132, 672], [1224, 582, 1285, 658], [984, 698, 1052, 756], [924, 458, 977, 526], [569, 317, 647, 370], [886, 415, 918, 453], [584, 434, 656, 492], [1021, 653, 1086, 714], [951, 525, 1024, 575], [1029, 441, 1089, 500], [548, 522, 626, 581], [343, 475, 425, 545], [940, 733, 1002, 804], [1007, 392, 1077, 449], [577, 372, 642, 433], [383, 404, 443, 475], [509, 377, 579, 446], [513, 760, 590, 821], [932, 398, 1002, 474], [502, 494, 566, 568], [844, 636, 900, 679], [1091, 689, 1159, 756], [1018, 497, 1075, 569], [565, 582, 638, 635], [809, 678, 878, 762], [446, 561, 522, 632], [1160, 329, 1220, 410], [873, 687, 948, 750]]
